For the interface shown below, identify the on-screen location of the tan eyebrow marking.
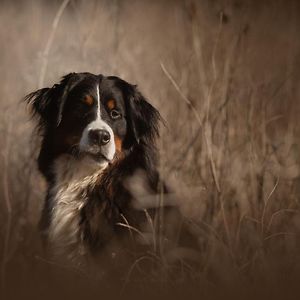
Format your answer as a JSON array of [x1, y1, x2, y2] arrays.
[[107, 99, 116, 110], [83, 95, 94, 106]]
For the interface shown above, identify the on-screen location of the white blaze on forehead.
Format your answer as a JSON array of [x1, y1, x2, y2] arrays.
[[78, 82, 116, 161], [96, 84, 101, 120]]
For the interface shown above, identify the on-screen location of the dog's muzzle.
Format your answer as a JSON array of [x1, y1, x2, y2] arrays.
[[79, 120, 116, 162]]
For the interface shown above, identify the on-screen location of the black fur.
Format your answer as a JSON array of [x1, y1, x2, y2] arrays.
[[24, 72, 178, 256]]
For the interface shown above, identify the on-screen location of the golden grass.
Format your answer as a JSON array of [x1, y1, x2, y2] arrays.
[[1, 0, 300, 299]]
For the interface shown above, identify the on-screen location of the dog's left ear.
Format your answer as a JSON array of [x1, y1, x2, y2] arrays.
[[125, 85, 161, 146]]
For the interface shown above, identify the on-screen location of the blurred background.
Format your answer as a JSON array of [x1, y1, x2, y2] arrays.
[[1, 0, 300, 298]]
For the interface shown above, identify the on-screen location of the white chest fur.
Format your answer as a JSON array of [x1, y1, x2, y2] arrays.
[[48, 155, 107, 259]]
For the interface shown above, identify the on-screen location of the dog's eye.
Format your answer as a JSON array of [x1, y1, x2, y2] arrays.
[[82, 96, 94, 106], [110, 109, 121, 119]]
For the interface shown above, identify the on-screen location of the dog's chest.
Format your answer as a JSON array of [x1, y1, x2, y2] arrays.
[[48, 156, 105, 258]]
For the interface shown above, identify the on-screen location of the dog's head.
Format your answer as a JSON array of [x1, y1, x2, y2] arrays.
[[25, 73, 160, 173]]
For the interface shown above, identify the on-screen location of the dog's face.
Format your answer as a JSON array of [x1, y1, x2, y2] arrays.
[[55, 74, 128, 163], [25, 73, 160, 170]]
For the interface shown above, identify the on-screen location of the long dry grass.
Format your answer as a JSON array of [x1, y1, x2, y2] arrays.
[[1, 0, 300, 299]]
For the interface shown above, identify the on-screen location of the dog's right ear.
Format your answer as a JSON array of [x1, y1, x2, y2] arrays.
[[24, 86, 54, 126], [24, 73, 81, 128]]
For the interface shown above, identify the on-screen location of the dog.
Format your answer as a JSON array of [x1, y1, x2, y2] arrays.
[[25, 72, 187, 264]]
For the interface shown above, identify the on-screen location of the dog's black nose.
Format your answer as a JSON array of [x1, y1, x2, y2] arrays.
[[89, 129, 110, 146]]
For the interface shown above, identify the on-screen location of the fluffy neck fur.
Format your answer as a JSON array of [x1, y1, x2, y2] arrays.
[[41, 143, 161, 262], [48, 155, 107, 259]]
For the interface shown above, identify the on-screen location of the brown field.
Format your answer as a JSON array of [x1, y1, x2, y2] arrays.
[[1, 0, 300, 299]]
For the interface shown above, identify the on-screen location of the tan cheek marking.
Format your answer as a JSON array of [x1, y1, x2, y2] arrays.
[[114, 136, 122, 152], [83, 95, 94, 106], [107, 99, 115, 110]]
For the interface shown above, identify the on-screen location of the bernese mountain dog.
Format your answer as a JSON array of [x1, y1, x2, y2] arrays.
[[25, 72, 188, 265]]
